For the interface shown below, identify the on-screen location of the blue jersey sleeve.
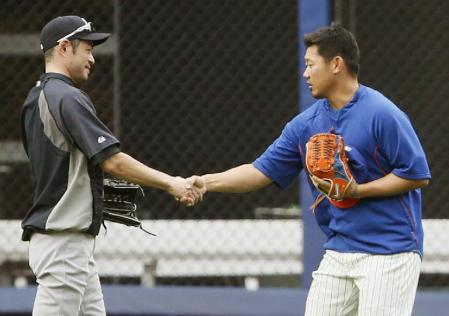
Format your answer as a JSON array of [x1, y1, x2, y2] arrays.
[[374, 106, 431, 180], [253, 120, 303, 189]]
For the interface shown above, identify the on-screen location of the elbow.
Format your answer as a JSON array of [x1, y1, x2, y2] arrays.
[[100, 153, 124, 176], [414, 178, 429, 189], [420, 179, 430, 188]]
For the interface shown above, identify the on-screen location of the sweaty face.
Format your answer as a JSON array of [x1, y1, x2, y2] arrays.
[[66, 40, 95, 84], [303, 45, 335, 99]]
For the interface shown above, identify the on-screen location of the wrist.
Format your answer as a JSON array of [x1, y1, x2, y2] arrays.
[[201, 175, 209, 192], [353, 183, 368, 199], [352, 183, 359, 198], [345, 181, 359, 199], [164, 175, 177, 193]]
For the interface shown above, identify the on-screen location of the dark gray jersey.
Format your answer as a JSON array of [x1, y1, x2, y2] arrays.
[[21, 73, 120, 241]]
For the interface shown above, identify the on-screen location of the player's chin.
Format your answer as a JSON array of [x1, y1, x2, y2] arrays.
[[311, 90, 324, 99], [78, 72, 90, 83], [311, 91, 320, 98]]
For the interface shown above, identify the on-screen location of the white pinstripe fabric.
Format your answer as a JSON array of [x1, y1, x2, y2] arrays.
[[304, 250, 421, 316]]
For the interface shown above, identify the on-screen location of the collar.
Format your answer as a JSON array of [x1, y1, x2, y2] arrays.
[[324, 84, 365, 112], [40, 72, 75, 86]]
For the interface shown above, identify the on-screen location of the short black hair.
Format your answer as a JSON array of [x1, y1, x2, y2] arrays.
[[43, 40, 81, 63], [304, 24, 360, 76]]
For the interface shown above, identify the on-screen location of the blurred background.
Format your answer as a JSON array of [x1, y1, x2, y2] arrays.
[[0, 0, 448, 315]]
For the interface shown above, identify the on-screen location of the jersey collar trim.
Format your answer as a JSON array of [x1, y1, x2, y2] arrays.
[[41, 72, 75, 86], [323, 84, 366, 112]]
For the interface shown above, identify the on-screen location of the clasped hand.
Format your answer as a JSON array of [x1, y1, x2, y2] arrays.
[[168, 176, 207, 207]]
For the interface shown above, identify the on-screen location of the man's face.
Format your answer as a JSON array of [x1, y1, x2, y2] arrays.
[[303, 45, 334, 99], [66, 40, 95, 84]]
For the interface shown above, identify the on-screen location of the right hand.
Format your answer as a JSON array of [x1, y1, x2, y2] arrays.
[[168, 176, 203, 207], [178, 175, 207, 206]]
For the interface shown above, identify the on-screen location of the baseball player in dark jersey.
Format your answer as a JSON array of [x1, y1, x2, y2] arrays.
[[21, 16, 202, 315], [185, 25, 430, 315]]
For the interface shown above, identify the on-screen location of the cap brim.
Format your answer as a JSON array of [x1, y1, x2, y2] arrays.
[[75, 32, 110, 46]]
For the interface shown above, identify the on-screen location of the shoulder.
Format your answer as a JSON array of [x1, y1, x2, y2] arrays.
[[44, 79, 93, 109], [358, 85, 407, 119], [360, 85, 401, 112], [300, 99, 325, 119], [62, 87, 93, 109], [359, 86, 414, 140], [291, 99, 325, 126], [283, 99, 325, 140], [23, 85, 41, 107]]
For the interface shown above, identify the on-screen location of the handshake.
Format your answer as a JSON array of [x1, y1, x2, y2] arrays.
[[168, 175, 207, 207]]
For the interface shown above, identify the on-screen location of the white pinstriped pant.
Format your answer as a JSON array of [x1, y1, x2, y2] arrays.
[[304, 250, 421, 316]]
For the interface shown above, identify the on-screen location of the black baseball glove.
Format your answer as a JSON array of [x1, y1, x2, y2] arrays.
[[103, 178, 156, 236]]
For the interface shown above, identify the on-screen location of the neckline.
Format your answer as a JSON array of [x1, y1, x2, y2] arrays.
[[324, 84, 364, 112], [41, 72, 75, 86]]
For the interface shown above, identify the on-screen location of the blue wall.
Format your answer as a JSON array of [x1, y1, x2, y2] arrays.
[[298, 0, 331, 288], [1, 286, 448, 316]]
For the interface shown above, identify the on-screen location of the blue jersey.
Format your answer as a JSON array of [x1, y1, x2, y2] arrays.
[[253, 85, 431, 256]]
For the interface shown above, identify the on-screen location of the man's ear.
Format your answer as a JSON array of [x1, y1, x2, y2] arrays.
[[332, 56, 345, 75], [55, 40, 70, 56]]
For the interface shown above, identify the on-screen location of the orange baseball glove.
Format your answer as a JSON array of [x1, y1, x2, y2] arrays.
[[305, 133, 359, 209]]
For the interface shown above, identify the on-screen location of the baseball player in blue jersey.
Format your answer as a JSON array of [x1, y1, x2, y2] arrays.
[[21, 16, 201, 315], [186, 25, 430, 315]]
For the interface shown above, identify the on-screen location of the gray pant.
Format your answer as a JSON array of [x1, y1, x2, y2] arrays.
[[29, 232, 106, 316]]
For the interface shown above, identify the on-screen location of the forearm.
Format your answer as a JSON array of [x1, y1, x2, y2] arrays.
[[355, 173, 429, 199], [203, 164, 272, 193], [100, 152, 173, 191]]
